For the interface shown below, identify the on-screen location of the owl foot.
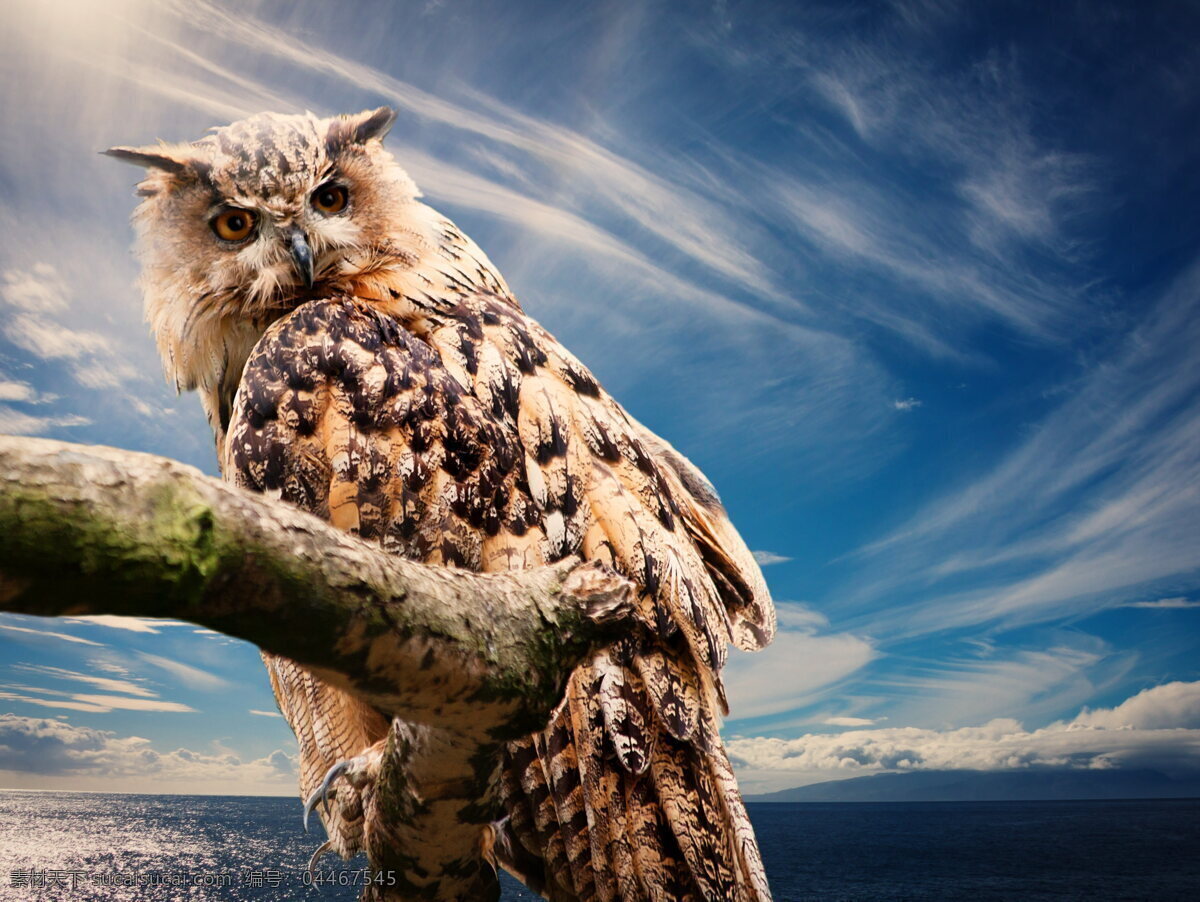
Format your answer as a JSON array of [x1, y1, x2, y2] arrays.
[[303, 760, 351, 832], [302, 747, 383, 833]]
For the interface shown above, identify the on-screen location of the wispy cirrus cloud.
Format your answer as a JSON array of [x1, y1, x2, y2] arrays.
[[65, 615, 186, 634], [838, 258, 1200, 639], [1, 265, 138, 390], [0, 689, 195, 714], [136, 652, 230, 691], [724, 602, 875, 723], [807, 32, 1099, 261], [1, 664, 195, 714], [863, 635, 1135, 731], [687, 2, 1101, 359], [0, 0, 891, 472], [12, 664, 156, 698], [823, 716, 875, 727], [0, 619, 104, 647], [751, 550, 792, 566], [1122, 597, 1199, 610], [0, 407, 89, 435], [162, 0, 790, 310], [744, 628, 1135, 740]]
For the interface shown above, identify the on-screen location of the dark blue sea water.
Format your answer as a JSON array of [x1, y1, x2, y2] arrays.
[[0, 792, 1196, 900]]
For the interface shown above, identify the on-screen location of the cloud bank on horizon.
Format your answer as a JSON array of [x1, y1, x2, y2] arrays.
[[728, 681, 1200, 794], [4, 680, 1197, 797], [0, 0, 1198, 794]]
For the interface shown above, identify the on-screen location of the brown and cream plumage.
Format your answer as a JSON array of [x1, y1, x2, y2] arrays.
[[108, 107, 776, 900]]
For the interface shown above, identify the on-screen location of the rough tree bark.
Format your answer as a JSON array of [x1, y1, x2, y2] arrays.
[[0, 434, 634, 746]]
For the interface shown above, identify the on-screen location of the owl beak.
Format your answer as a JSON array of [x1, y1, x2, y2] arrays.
[[287, 229, 315, 288]]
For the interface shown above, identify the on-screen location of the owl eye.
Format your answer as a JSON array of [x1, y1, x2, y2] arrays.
[[312, 183, 349, 215], [211, 208, 257, 243]]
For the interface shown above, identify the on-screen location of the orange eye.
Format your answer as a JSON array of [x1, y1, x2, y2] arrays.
[[312, 183, 348, 214], [211, 208, 257, 242]]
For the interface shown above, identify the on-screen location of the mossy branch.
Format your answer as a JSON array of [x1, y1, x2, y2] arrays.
[[0, 435, 633, 741]]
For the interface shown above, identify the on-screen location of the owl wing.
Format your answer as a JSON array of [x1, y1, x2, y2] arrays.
[[226, 293, 774, 900], [222, 302, 401, 860], [443, 298, 773, 901]]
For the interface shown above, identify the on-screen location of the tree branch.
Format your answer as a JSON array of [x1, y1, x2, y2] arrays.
[[0, 435, 633, 741]]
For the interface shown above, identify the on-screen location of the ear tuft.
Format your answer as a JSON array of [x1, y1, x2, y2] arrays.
[[353, 106, 397, 143], [326, 107, 397, 152], [102, 145, 189, 174]]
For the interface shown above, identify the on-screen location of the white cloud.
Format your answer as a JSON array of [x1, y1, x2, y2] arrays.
[[0, 380, 37, 402], [0, 692, 108, 713], [65, 616, 177, 634], [0, 407, 89, 435], [751, 550, 792, 566], [728, 680, 1200, 793], [725, 603, 875, 721], [2, 664, 196, 714], [892, 398, 922, 411], [0, 265, 136, 392], [57, 694, 195, 713], [249, 709, 282, 718], [691, 6, 1101, 360], [1124, 597, 1199, 610], [136, 652, 230, 691], [0, 619, 103, 647], [1, 263, 70, 313], [70, 359, 141, 390], [824, 716, 876, 727], [811, 72, 872, 138], [0, 714, 295, 793], [773, 603, 830, 631], [3, 312, 114, 361], [12, 664, 156, 698], [1073, 681, 1200, 730], [0, 690, 194, 714]]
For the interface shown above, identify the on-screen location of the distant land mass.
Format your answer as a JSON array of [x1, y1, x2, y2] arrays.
[[746, 769, 1200, 803]]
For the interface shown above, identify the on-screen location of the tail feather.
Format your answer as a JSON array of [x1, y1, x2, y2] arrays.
[[497, 656, 772, 900], [567, 666, 627, 902], [545, 716, 596, 900], [512, 735, 576, 899]]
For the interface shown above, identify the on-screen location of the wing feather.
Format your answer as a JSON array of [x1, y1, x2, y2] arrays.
[[597, 649, 653, 775], [627, 420, 776, 651]]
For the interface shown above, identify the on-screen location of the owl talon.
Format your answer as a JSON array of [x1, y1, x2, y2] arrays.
[[303, 760, 350, 832], [307, 839, 335, 880]]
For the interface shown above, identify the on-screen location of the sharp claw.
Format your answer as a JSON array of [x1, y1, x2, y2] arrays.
[[303, 760, 351, 832], [307, 839, 334, 880]]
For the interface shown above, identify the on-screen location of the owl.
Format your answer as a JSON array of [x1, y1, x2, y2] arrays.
[[107, 108, 776, 901]]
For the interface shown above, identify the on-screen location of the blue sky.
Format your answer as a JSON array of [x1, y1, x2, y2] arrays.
[[1, 0, 1198, 796]]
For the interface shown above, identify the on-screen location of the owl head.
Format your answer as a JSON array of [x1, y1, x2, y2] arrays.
[[106, 107, 428, 432]]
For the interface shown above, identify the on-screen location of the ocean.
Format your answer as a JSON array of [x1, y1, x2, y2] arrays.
[[0, 792, 1196, 900]]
